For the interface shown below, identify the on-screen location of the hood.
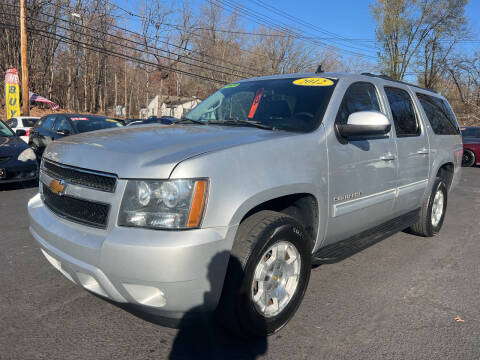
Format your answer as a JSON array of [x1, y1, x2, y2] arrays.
[[0, 136, 29, 156], [44, 124, 293, 178]]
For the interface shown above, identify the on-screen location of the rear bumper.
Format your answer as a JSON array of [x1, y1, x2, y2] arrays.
[[28, 193, 237, 319]]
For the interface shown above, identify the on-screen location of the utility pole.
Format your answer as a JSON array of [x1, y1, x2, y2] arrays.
[[123, 0, 127, 119], [20, 0, 29, 116]]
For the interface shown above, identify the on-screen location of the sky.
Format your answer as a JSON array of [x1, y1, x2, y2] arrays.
[[117, 0, 480, 67], [263, 0, 480, 45]]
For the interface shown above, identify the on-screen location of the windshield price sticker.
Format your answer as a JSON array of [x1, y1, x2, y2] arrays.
[[223, 83, 240, 89], [293, 78, 334, 86], [71, 117, 88, 121], [248, 88, 264, 119]]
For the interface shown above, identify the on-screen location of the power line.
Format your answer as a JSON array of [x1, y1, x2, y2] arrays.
[[3, 3, 260, 78], [11, 1, 262, 77], [208, 0, 378, 59], [245, 0, 378, 52], [102, 0, 268, 69], [107, 0, 377, 60], [29, 13, 255, 79], [0, 20, 229, 85]]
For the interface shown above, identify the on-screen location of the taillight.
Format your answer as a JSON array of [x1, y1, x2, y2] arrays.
[[25, 128, 32, 136]]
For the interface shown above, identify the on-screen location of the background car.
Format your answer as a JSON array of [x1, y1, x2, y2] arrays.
[[5, 116, 40, 143], [0, 120, 38, 184], [127, 116, 178, 126], [124, 118, 143, 125], [29, 114, 124, 158], [460, 126, 480, 167]]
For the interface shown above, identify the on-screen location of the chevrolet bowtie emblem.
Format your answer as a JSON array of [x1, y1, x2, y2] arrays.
[[49, 179, 66, 196]]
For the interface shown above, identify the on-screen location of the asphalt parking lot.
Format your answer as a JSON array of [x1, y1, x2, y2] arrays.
[[1, 168, 479, 360]]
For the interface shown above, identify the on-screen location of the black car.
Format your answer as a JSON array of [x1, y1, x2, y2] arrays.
[[127, 116, 178, 126], [0, 119, 38, 184], [29, 114, 124, 158]]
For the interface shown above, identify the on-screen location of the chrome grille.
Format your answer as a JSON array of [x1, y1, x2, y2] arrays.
[[42, 184, 110, 228], [43, 160, 117, 192]]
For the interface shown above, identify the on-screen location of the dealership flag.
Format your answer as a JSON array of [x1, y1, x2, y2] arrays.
[[4, 68, 21, 119], [29, 91, 59, 110]]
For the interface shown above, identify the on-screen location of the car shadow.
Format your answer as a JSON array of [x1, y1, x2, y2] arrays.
[[0, 179, 38, 192], [96, 251, 268, 360]]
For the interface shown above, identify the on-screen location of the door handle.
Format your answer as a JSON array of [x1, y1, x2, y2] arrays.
[[417, 148, 429, 155], [380, 153, 396, 161]]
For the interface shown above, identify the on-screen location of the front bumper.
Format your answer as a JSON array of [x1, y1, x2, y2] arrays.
[[28, 193, 237, 319], [0, 159, 37, 184]]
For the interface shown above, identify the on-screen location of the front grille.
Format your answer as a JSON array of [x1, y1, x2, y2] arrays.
[[42, 184, 110, 228], [43, 160, 116, 192], [0, 156, 12, 164]]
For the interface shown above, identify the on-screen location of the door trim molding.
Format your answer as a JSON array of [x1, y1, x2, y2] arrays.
[[332, 179, 429, 218]]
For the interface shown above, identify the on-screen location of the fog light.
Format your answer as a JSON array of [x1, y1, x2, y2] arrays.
[[123, 283, 166, 307]]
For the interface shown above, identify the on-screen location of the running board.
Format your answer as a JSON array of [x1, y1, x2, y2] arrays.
[[312, 208, 420, 265]]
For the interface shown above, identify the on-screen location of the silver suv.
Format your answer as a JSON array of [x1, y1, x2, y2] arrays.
[[28, 72, 463, 337]]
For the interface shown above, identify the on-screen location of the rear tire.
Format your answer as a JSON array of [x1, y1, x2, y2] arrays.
[[216, 210, 312, 337], [409, 177, 448, 237], [462, 149, 475, 167]]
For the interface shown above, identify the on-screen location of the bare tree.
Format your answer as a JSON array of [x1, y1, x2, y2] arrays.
[[372, 0, 468, 80]]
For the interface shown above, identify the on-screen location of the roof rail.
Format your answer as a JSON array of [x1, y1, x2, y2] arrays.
[[360, 73, 438, 94]]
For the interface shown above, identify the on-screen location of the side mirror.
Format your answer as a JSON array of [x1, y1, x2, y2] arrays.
[[16, 129, 27, 137], [56, 129, 70, 136], [336, 111, 391, 140]]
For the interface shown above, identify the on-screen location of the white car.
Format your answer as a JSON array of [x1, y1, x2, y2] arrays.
[[6, 116, 40, 143]]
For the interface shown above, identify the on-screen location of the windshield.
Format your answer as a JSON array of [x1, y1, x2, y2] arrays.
[[185, 77, 337, 132], [71, 117, 123, 133], [461, 127, 480, 138], [0, 121, 15, 137]]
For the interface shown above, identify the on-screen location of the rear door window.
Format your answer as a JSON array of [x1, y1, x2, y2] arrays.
[[416, 93, 459, 135], [22, 118, 38, 127], [336, 82, 381, 125], [384, 87, 420, 137]]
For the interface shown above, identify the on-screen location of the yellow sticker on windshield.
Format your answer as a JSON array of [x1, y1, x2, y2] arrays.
[[293, 78, 334, 86], [223, 83, 240, 89], [106, 119, 118, 122]]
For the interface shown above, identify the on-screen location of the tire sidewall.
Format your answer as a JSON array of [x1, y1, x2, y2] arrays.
[[238, 220, 312, 336], [426, 179, 448, 235], [462, 150, 475, 167]]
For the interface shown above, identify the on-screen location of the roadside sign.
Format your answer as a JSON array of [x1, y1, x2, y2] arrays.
[[5, 68, 21, 120]]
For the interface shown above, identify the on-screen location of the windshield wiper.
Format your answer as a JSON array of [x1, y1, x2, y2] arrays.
[[175, 117, 206, 125], [208, 119, 276, 131]]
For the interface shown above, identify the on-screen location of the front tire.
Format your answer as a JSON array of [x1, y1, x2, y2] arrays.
[[409, 177, 448, 237], [217, 210, 312, 337], [462, 149, 476, 167]]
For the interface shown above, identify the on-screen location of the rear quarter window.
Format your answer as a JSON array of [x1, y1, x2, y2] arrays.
[[22, 118, 38, 127], [416, 93, 460, 135]]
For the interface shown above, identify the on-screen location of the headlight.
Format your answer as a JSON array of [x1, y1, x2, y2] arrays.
[[118, 179, 208, 230], [18, 148, 36, 162]]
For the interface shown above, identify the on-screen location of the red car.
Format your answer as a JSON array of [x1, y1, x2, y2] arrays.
[[461, 126, 480, 167]]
